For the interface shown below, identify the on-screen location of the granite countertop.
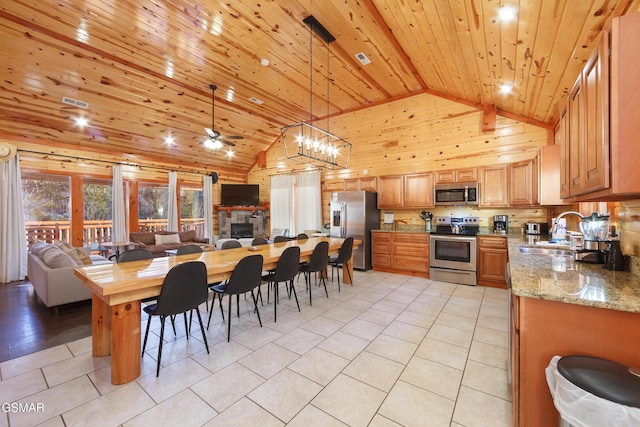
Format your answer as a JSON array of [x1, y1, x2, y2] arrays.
[[508, 235, 640, 313]]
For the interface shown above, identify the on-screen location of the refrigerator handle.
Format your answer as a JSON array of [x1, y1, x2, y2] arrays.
[[340, 203, 347, 238]]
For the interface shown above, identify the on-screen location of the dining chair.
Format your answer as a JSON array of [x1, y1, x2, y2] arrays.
[[141, 261, 210, 377], [329, 236, 354, 291], [298, 240, 329, 306], [262, 246, 300, 322], [273, 235, 290, 243], [207, 254, 264, 341], [221, 239, 242, 250], [116, 248, 153, 263], [251, 237, 268, 246], [176, 244, 203, 255]]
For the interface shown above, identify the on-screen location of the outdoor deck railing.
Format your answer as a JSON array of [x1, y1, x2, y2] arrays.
[[25, 218, 206, 250]]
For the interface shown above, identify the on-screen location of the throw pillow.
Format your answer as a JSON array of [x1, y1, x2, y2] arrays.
[[42, 248, 77, 268], [75, 249, 93, 265], [64, 248, 82, 265], [179, 229, 196, 242], [155, 233, 180, 245], [37, 245, 59, 260], [53, 240, 74, 250], [30, 241, 49, 255]]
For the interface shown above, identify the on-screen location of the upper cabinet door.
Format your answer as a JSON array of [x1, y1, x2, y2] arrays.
[[377, 175, 404, 208], [509, 158, 538, 206], [480, 165, 508, 207], [404, 173, 434, 208]]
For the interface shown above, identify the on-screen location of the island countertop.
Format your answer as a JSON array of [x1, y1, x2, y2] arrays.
[[507, 236, 640, 313]]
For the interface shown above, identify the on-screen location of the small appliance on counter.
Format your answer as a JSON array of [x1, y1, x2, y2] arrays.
[[493, 215, 508, 234], [603, 239, 627, 271], [572, 212, 610, 264], [525, 222, 549, 235]]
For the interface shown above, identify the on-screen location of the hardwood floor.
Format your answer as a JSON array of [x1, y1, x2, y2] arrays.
[[0, 280, 91, 363]]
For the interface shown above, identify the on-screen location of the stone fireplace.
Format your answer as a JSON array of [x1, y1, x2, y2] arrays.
[[231, 223, 254, 238], [217, 207, 266, 240]]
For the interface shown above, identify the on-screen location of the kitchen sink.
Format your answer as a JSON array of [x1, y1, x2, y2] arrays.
[[518, 246, 575, 256]]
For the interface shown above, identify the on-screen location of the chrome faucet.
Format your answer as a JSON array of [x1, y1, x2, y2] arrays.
[[550, 211, 585, 234]]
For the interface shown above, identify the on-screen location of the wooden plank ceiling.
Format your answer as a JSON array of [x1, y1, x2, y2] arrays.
[[1, 0, 639, 174]]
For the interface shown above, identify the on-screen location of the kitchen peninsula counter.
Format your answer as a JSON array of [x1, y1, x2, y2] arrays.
[[508, 235, 640, 427], [507, 236, 640, 313]]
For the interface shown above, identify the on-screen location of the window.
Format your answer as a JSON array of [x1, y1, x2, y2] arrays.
[[180, 186, 204, 236], [22, 173, 71, 248], [83, 178, 112, 246], [138, 183, 168, 232]]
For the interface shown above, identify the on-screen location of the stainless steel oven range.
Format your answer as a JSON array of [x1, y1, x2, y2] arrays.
[[429, 216, 479, 286]]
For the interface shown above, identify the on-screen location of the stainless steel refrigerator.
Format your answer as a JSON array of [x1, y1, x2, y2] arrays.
[[330, 191, 380, 270]]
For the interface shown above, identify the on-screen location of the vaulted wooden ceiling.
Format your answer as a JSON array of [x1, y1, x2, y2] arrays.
[[1, 0, 639, 174]]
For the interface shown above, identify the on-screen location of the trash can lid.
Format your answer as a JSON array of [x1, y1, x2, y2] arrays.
[[558, 356, 640, 408]]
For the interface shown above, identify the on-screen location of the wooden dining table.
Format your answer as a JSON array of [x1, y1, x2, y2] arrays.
[[74, 237, 357, 385]]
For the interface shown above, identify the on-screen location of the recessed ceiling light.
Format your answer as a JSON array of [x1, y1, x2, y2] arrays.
[[498, 6, 517, 22], [499, 84, 513, 94], [74, 117, 89, 127], [164, 135, 175, 145], [226, 150, 234, 158], [260, 58, 269, 66]]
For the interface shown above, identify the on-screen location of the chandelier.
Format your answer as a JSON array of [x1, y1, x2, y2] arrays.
[[281, 15, 352, 170]]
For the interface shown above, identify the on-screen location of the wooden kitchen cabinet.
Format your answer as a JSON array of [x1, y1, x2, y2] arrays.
[[479, 165, 508, 207], [559, 104, 571, 198], [371, 232, 391, 268], [477, 236, 508, 288], [377, 175, 404, 208], [559, 13, 640, 201], [540, 144, 569, 205], [344, 177, 377, 192], [371, 232, 429, 277], [513, 296, 640, 426], [403, 172, 434, 208], [435, 167, 478, 184], [509, 158, 538, 206]]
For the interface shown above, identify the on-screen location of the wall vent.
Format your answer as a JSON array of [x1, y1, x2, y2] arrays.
[[61, 96, 89, 109], [355, 52, 371, 65]]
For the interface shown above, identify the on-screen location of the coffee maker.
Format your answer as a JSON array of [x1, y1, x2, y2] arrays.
[[493, 215, 508, 234]]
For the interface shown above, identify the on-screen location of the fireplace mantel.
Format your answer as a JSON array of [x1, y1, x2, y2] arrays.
[[216, 206, 266, 218]]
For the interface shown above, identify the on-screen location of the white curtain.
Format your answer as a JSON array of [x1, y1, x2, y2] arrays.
[[295, 171, 322, 234], [0, 154, 27, 283], [112, 165, 127, 242], [203, 174, 214, 243], [270, 174, 294, 236], [167, 171, 178, 231]]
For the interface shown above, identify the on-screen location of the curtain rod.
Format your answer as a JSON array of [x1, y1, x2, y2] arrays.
[[17, 148, 211, 176]]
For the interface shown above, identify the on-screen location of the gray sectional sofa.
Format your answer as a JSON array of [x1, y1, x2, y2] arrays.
[[27, 242, 113, 309]]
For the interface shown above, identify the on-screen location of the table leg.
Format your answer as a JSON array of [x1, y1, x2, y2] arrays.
[[92, 295, 111, 356], [110, 301, 142, 384]]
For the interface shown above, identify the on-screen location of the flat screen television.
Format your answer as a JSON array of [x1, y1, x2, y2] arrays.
[[220, 184, 260, 206]]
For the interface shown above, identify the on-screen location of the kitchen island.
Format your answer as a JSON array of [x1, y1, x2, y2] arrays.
[[508, 236, 640, 426]]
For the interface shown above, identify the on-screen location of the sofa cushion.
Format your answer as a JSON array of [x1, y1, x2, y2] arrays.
[[129, 232, 155, 246], [30, 240, 49, 255], [42, 248, 78, 268], [155, 233, 180, 245], [37, 244, 60, 260], [179, 229, 196, 242]]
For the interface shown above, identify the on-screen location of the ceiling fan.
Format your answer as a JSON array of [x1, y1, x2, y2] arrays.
[[202, 84, 243, 149]]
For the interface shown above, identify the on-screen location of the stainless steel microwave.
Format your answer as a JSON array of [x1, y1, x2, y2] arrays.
[[434, 182, 479, 206]]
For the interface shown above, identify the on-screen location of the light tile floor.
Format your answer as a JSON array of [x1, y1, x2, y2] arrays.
[[0, 271, 512, 427]]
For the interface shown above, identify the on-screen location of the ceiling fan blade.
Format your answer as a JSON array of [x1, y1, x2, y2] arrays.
[[220, 140, 236, 147], [220, 135, 243, 140], [204, 127, 219, 139]]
